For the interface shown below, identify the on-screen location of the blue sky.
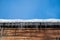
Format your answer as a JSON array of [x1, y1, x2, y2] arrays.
[[0, 0, 60, 19]]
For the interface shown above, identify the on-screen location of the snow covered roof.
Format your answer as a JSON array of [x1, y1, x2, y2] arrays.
[[0, 19, 60, 22]]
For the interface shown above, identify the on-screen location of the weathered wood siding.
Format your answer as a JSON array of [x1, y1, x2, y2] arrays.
[[0, 28, 60, 40]]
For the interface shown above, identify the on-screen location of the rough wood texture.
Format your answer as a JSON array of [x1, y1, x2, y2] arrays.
[[0, 28, 60, 40]]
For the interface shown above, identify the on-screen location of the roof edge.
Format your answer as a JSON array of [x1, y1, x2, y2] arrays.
[[0, 19, 60, 22]]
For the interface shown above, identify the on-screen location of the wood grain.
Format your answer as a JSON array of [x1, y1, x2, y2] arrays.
[[0, 28, 60, 40]]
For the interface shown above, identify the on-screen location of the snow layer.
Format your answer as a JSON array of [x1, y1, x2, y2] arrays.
[[0, 19, 60, 22]]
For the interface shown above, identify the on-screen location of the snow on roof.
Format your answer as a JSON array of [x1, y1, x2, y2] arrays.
[[0, 19, 60, 22]]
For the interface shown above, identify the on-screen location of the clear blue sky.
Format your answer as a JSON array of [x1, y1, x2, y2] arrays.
[[0, 0, 60, 19]]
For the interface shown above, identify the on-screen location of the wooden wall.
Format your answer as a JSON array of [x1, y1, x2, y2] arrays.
[[0, 28, 60, 40]]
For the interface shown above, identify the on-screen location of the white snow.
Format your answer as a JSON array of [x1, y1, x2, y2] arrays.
[[0, 19, 60, 22]]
